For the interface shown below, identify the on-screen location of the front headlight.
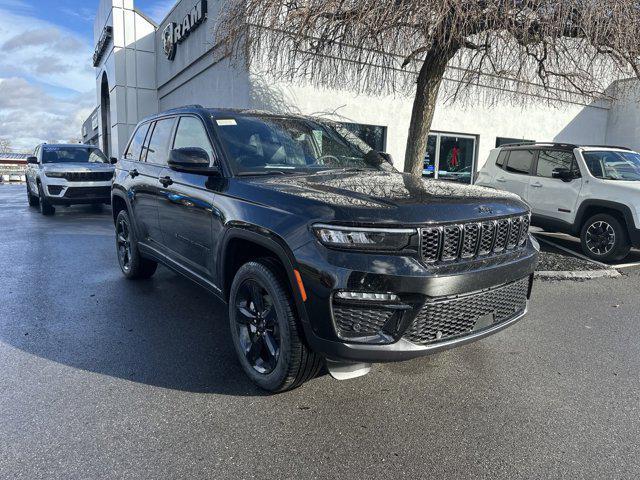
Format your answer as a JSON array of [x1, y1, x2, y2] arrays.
[[312, 224, 416, 251], [44, 171, 65, 178]]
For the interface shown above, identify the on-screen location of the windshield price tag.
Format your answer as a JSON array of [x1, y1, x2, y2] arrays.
[[216, 119, 237, 126]]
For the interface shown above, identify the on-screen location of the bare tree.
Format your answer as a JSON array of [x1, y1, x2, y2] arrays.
[[0, 138, 11, 153], [216, 0, 640, 177]]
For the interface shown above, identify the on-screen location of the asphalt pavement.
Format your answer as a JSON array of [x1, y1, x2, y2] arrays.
[[1, 184, 640, 479]]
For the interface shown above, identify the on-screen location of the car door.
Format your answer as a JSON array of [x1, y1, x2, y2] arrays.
[[496, 149, 535, 202], [27, 146, 39, 190], [157, 115, 217, 280], [125, 119, 174, 247], [527, 149, 582, 224]]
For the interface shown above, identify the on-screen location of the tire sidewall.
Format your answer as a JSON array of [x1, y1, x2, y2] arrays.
[[116, 209, 139, 277], [581, 214, 629, 261], [228, 262, 294, 391], [37, 183, 53, 215]]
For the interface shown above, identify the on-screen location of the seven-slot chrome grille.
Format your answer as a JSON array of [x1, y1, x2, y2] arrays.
[[420, 214, 530, 264]]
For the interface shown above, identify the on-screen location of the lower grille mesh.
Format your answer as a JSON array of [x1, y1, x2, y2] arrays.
[[333, 305, 394, 339], [404, 277, 530, 345]]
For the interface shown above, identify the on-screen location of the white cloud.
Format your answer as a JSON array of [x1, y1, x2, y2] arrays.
[[0, 77, 94, 150], [0, 7, 96, 151]]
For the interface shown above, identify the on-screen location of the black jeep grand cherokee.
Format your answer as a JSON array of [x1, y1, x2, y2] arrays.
[[111, 106, 538, 392]]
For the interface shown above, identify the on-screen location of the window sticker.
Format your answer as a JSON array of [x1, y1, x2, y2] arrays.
[[216, 119, 237, 126]]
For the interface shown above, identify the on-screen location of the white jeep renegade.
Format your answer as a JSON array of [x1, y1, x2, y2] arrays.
[[476, 142, 640, 262]]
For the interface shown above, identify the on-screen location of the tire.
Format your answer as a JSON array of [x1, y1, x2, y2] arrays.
[[229, 260, 322, 392], [115, 209, 157, 279], [37, 183, 55, 216], [26, 182, 39, 207], [580, 213, 630, 262]]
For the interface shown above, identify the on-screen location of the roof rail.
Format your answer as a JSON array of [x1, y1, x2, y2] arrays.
[[580, 144, 632, 151], [501, 142, 577, 149], [164, 104, 205, 113]]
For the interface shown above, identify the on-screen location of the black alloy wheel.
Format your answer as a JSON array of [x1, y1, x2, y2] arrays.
[[116, 214, 133, 274], [235, 279, 280, 374], [228, 261, 322, 392], [580, 213, 630, 262], [114, 209, 157, 279]]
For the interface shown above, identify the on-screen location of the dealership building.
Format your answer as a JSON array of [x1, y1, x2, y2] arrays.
[[90, 0, 640, 183]]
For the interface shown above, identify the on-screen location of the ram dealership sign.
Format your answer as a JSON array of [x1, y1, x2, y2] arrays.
[[162, 0, 207, 60]]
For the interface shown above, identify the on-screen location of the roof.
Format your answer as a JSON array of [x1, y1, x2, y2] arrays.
[[139, 105, 346, 127], [0, 152, 29, 164], [499, 142, 634, 152]]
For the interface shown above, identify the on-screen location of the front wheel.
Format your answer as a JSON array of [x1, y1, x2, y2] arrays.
[[26, 182, 39, 207], [115, 209, 157, 279], [37, 183, 54, 215], [580, 213, 630, 262], [229, 261, 322, 392]]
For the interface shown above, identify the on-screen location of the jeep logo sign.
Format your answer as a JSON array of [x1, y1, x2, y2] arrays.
[[162, 0, 207, 60]]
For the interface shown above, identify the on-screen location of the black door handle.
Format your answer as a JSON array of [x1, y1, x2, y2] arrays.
[[129, 168, 139, 178], [159, 175, 173, 187]]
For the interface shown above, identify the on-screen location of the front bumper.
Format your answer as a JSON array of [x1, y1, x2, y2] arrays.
[[293, 237, 539, 363], [44, 181, 112, 205]]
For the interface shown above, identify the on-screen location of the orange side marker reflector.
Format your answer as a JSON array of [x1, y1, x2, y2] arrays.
[[293, 269, 307, 302]]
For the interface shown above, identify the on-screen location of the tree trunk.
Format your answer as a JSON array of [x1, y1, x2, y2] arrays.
[[403, 47, 458, 177]]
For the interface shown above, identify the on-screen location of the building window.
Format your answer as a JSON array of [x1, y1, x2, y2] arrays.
[[341, 123, 387, 152], [496, 137, 534, 148], [424, 132, 477, 184]]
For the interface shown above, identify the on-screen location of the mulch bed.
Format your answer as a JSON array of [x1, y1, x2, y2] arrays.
[[536, 251, 607, 271]]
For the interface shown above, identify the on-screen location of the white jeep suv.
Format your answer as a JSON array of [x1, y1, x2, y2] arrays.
[[25, 143, 115, 216], [476, 142, 640, 261]]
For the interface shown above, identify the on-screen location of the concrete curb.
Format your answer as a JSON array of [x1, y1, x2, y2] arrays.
[[535, 269, 621, 280]]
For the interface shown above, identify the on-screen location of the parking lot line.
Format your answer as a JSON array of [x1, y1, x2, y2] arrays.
[[533, 234, 611, 268]]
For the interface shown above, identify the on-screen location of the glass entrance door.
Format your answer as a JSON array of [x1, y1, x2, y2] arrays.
[[423, 132, 477, 184]]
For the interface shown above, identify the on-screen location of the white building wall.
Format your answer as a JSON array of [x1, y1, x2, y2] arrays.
[[605, 79, 640, 151], [248, 73, 611, 171], [94, 0, 158, 158], [94, 0, 626, 173]]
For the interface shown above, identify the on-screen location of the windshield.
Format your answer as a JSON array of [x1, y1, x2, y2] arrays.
[[211, 114, 394, 174], [42, 146, 108, 164], [583, 150, 640, 181]]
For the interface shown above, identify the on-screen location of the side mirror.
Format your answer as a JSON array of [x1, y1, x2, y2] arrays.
[[110, 157, 118, 164], [168, 147, 220, 175], [552, 167, 574, 182], [26, 156, 38, 164]]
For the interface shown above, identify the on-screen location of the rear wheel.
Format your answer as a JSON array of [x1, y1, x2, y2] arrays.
[[580, 213, 630, 262], [115, 209, 157, 279], [26, 182, 39, 207], [229, 260, 322, 392], [37, 183, 55, 215]]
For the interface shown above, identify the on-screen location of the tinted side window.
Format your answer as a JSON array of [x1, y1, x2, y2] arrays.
[[496, 150, 508, 169], [173, 117, 214, 163], [505, 150, 534, 175], [145, 118, 175, 165], [536, 150, 575, 178], [125, 123, 149, 161]]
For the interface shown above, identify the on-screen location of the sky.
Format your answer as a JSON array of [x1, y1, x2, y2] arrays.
[[0, 0, 173, 152]]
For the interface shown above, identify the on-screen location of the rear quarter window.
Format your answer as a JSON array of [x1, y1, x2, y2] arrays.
[[505, 149, 534, 175], [496, 150, 509, 169]]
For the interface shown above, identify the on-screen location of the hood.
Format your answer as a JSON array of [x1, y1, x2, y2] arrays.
[[239, 170, 529, 225], [42, 162, 114, 173]]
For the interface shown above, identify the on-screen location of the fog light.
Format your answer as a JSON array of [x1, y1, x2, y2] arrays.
[[335, 291, 399, 302]]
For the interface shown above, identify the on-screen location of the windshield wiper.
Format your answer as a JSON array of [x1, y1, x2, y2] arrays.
[[313, 167, 373, 174], [236, 170, 296, 176]]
